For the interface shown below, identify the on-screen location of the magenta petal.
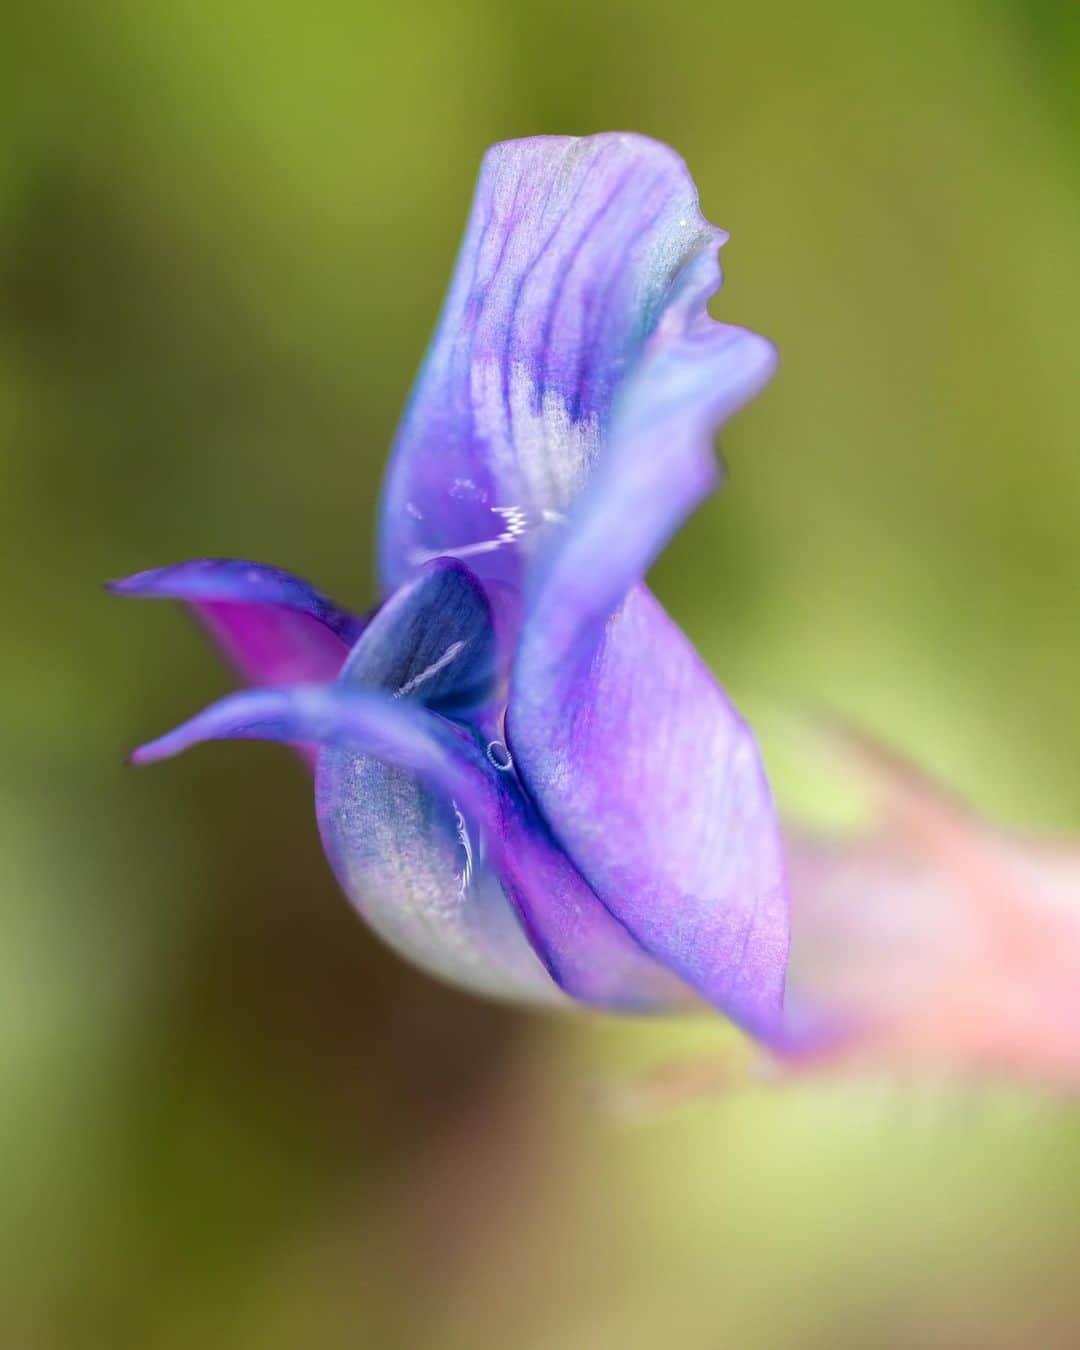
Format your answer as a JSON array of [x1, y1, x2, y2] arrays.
[[109, 559, 364, 686]]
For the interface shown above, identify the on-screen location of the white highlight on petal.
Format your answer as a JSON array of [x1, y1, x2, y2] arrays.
[[491, 504, 528, 539], [405, 363, 590, 571], [451, 799, 475, 897], [472, 358, 601, 515], [506, 362, 601, 511], [405, 499, 562, 570], [407, 537, 507, 566], [392, 640, 467, 699]]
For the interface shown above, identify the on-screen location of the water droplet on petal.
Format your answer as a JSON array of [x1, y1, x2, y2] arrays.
[[486, 739, 513, 771]]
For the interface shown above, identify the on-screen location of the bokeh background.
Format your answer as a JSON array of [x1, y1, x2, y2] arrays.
[[4, 1, 1080, 1345]]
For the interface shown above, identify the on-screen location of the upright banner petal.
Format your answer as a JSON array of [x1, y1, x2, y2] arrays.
[[378, 133, 749, 597]]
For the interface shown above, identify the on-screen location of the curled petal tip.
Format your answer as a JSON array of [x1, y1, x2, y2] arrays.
[[105, 567, 173, 595], [107, 572, 161, 596], [127, 737, 172, 766], [379, 132, 772, 596]]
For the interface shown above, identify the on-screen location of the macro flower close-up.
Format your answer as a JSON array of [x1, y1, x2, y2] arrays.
[[113, 134, 789, 1036], [9, 6, 1080, 1345], [112, 133, 1080, 1089]]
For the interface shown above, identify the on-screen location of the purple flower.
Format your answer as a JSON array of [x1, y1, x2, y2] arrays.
[[112, 134, 787, 1039]]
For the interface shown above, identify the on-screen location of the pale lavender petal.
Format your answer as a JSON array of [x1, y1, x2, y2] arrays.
[[321, 721, 693, 1011], [309, 556, 529, 996], [378, 133, 764, 598], [523, 313, 776, 677], [131, 681, 557, 1000], [510, 585, 787, 1038], [109, 559, 365, 686], [490, 783, 695, 1011]]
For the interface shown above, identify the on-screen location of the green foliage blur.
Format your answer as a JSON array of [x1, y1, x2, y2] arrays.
[[4, 1, 1080, 1346]]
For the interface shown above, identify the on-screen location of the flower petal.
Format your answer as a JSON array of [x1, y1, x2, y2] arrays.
[[343, 556, 498, 715], [129, 557, 691, 1008], [487, 152, 785, 1037], [490, 782, 696, 1011], [132, 680, 690, 1010], [510, 584, 788, 1038], [375, 132, 784, 1028], [131, 681, 559, 1000], [312, 557, 544, 997], [378, 132, 770, 596], [109, 559, 364, 686], [523, 317, 776, 677], [324, 555, 692, 1008]]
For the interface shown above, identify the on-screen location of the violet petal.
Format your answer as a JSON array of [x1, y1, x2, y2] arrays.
[[342, 556, 498, 715], [378, 133, 765, 599], [510, 585, 787, 1038]]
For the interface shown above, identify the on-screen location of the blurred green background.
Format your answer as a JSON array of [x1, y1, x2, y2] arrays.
[[4, 1, 1080, 1346]]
